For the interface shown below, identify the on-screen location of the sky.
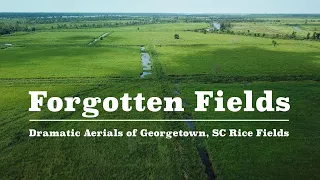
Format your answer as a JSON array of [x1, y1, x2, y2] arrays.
[[0, 0, 319, 14]]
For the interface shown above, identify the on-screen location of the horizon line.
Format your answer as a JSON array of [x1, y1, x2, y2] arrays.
[[29, 119, 290, 122], [0, 12, 320, 15]]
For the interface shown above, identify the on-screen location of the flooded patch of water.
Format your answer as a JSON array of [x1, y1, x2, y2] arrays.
[[206, 23, 221, 32], [141, 53, 152, 70], [182, 101, 188, 108], [0, 44, 13, 50], [185, 120, 196, 131], [140, 46, 152, 78], [140, 72, 152, 78], [174, 90, 181, 95], [213, 23, 221, 30]]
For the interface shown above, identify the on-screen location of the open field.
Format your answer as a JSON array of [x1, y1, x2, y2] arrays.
[[156, 44, 320, 76], [0, 81, 208, 179], [230, 19, 320, 39], [0, 46, 141, 78], [1, 14, 320, 179], [231, 22, 311, 36], [0, 31, 106, 45], [176, 81, 320, 179]]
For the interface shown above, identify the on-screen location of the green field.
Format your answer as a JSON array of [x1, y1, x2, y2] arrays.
[[230, 17, 320, 38], [0, 46, 141, 78], [178, 81, 320, 179], [156, 43, 320, 76], [1, 14, 320, 180]]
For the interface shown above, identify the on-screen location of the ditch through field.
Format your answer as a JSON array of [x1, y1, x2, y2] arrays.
[[140, 46, 152, 78], [88, 32, 110, 45]]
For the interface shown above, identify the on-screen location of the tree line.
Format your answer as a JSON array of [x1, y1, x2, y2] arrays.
[[203, 22, 320, 41], [0, 23, 36, 35]]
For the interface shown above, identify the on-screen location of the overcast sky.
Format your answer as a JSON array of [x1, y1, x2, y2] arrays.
[[0, 0, 319, 14]]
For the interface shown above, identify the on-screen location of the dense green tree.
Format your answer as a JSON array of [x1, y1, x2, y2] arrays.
[[291, 31, 297, 39], [220, 22, 231, 31], [312, 32, 317, 39], [307, 32, 310, 39]]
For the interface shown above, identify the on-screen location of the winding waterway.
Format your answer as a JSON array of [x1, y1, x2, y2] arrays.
[[178, 84, 216, 180]]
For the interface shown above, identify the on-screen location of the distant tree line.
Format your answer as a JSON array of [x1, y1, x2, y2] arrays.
[[0, 15, 183, 35], [214, 29, 320, 41], [220, 22, 231, 30], [0, 23, 36, 35], [311, 32, 320, 39], [54, 21, 149, 29], [2, 13, 320, 19], [203, 21, 320, 41], [193, 23, 320, 41], [2, 13, 320, 39]]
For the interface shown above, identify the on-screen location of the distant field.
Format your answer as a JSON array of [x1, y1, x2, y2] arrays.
[[231, 20, 320, 38], [108, 23, 209, 32], [156, 44, 320, 76], [0, 31, 105, 46], [99, 31, 268, 46]]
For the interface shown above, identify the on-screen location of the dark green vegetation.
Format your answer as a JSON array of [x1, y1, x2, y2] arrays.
[[1, 13, 320, 180], [179, 81, 320, 179]]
